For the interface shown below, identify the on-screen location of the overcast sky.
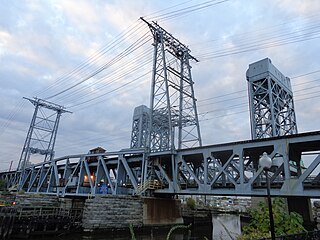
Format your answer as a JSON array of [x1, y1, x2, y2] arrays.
[[0, 0, 320, 171]]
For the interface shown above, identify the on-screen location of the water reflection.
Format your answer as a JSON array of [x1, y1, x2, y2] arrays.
[[212, 214, 241, 240], [25, 214, 241, 240]]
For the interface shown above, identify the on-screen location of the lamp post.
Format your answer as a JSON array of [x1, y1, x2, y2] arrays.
[[259, 152, 276, 240]]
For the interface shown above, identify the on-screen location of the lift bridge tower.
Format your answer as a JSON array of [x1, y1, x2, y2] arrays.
[[246, 58, 298, 139], [16, 97, 70, 189], [130, 18, 202, 153]]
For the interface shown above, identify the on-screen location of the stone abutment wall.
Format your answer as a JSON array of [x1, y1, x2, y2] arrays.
[[82, 195, 143, 231]]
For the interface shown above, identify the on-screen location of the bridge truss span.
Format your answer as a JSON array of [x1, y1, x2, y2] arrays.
[[1, 131, 319, 197], [155, 131, 320, 197]]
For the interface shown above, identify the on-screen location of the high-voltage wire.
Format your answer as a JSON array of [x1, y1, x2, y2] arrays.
[[142, 0, 195, 19], [193, 17, 320, 60], [198, 31, 320, 60], [68, 70, 152, 109], [197, 69, 320, 104], [191, 14, 320, 49], [197, 79, 320, 119], [35, 21, 147, 98], [198, 93, 320, 123], [3, 82, 320, 169], [46, 25, 150, 102], [29, 0, 231, 102], [0, 101, 26, 134], [54, 48, 153, 103], [1, 1, 319, 141], [67, 58, 177, 111], [56, 43, 153, 104], [197, 75, 320, 112], [146, 0, 230, 22], [45, 31, 151, 100]]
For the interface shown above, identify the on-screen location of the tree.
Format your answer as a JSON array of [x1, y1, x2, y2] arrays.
[[186, 197, 196, 210], [238, 198, 306, 240]]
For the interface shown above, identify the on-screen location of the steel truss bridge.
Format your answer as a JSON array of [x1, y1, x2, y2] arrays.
[[1, 19, 319, 199], [1, 131, 319, 198]]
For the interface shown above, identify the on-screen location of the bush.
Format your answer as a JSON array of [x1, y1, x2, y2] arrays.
[[186, 197, 196, 210], [238, 198, 306, 240]]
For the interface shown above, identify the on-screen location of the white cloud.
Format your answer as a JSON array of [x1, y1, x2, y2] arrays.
[[0, 0, 320, 171]]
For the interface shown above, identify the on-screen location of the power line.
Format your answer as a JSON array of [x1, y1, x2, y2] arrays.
[[150, 0, 230, 22], [56, 40, 153, 105], [45, 31, 151, 100], [35, 21, 146, 98], [197, 69, 320, 104]]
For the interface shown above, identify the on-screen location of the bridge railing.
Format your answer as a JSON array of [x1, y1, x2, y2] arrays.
[[136, 180, 162, 195]]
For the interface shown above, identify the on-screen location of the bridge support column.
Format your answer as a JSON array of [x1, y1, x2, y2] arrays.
[[143, 197, 183, 226], [287, 197, 313, 228]]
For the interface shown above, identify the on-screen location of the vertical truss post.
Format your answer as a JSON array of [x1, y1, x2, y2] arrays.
[[17, 97, 71, 189], [246, 58, 298, 139], [140, 17, 202, 152]]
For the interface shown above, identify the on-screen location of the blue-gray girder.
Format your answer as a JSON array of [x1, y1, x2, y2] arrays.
[[161, 131, 320, 197], [1, 131, 319, 197]]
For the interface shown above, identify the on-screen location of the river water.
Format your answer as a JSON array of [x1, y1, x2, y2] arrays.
[[23, 214, 241, 240]]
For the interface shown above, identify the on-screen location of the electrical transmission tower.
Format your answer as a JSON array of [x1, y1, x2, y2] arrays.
[[246, 58, 298, 139], [17, 98, 70, 173], [140, 17, 202, 152]]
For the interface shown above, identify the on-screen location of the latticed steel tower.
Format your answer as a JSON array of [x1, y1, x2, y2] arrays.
[[246, 58, 298, 139], [17, 97, 70, 173], [140, 17, 202, 152]]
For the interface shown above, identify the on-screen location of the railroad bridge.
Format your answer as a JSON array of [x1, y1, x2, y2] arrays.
[[0, 18, 319, 225], [1, 130, 319, 198]]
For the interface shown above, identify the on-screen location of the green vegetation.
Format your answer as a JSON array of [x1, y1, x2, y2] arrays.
[[238, 198, 306, 240], [129, 224, 136, 240], [186, 197, 196, 210], [0, 179, 6, 191], [166, 223, 192, 240]]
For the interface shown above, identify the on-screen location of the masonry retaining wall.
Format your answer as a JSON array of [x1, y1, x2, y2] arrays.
[[82, 195, 143, 231]]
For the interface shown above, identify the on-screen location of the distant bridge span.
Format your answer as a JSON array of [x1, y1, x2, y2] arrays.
[[1, 131, 319, 198]]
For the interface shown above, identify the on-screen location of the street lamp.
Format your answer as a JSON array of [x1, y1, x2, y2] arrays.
[[259, 152, 276, 240]]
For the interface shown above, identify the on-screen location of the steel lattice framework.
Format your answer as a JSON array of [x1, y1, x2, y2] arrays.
[[1, 131, 319, 197], [140, 18, 202, 152], [247, 58, 298, 139], [16, 98, 70, 189]]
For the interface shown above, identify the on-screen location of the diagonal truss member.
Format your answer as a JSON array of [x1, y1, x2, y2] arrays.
[[141, 17, 202, 152], [17, 97, 71, 173]]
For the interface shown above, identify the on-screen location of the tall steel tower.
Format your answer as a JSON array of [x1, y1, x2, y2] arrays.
[[140, 17, 202, 152], [246, 58, 298, 139], [17, 97, 70, 173]]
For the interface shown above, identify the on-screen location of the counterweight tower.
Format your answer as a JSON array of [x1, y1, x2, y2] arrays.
[[246, 58, 298, 139]]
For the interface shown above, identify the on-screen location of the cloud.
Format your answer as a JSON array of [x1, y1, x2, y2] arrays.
[[1, 0, 320, 171]]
